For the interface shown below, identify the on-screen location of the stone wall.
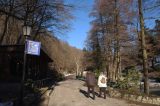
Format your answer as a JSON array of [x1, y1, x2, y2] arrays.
[[108, 88, 160, 105]]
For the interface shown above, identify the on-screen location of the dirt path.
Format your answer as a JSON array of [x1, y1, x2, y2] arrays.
[[48, 79, 144, 106]]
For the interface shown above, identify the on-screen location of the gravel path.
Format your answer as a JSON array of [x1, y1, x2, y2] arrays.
[[48, 79, 144, 106]]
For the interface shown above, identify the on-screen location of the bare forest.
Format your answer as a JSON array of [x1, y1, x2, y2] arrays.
[[0, 0, 160, 97], [0, 0, 83, 78], [84, 0, 160, 95]]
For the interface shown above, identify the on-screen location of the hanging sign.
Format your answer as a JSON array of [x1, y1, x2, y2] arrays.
[[26, 40, 41, 56]]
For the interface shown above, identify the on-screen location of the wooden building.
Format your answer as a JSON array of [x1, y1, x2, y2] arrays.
[[0, 45, 52, 82]]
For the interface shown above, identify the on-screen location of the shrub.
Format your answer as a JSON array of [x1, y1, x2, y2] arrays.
[[116, 66, 141, 94], [154, 64, 160, 71], [94, 69, 100, 79]]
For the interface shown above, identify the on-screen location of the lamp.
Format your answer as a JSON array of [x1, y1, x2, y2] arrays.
[[20, 24, 31, 105], [23, 25, 31, 36]]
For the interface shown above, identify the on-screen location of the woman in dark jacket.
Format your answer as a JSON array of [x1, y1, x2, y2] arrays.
[[86, 71, 96, 99]]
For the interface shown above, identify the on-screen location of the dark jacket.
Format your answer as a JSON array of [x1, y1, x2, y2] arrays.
[[86, 72, 96, 87]]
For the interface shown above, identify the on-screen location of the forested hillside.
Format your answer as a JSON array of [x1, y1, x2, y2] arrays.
[[0, 0, 83, 76], [84, 0, 160, 95], [39, 33, 83, 74], [0, 17, 83, 75]]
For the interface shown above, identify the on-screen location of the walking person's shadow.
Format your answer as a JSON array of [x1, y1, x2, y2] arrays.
[[79, 89, 99, 100]]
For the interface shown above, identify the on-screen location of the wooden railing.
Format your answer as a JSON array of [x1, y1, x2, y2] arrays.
[[32, 78, 54, 88]]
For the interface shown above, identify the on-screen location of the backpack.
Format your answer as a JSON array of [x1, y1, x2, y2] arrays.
[[100, 77, 106, 84]]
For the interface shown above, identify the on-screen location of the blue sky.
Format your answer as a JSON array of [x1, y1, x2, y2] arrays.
[[64, 0, 94, 49], [62, 0, 159, 50], [144, 0, 160, 29]]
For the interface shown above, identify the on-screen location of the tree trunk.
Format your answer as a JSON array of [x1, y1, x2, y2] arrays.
[[138, 0, 149, 95], [0, 15, 10, 44], [76, 62, 79, 76], [151, 58, 155, 69], [114, 0, 121, 80], [106, 39, 112, 81], [0, 0, 15, 44]]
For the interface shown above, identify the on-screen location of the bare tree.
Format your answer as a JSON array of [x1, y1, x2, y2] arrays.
[[0, 0, 73, 44], [138, 0, 149, 95], [86, 0, 136, 82]]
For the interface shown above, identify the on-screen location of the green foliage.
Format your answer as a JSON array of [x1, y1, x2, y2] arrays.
[[154, 64, 160, 71], [116, 66, 141, 94], [25, 79, 34, 87], [94, 69, 101, 79], [25, 79, 35, 93]]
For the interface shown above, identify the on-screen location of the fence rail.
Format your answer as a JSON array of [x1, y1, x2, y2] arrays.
[[32, 78, 54, 88]]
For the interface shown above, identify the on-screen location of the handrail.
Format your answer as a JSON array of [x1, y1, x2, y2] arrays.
[[32, 78, 54, 88]]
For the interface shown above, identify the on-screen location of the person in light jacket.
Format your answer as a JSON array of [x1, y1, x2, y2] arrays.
[[98, 72, 107, 99]]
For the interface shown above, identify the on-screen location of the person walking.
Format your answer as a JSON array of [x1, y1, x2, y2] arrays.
[[86, 71, 96, 100], [98, 72, 107, 99]]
